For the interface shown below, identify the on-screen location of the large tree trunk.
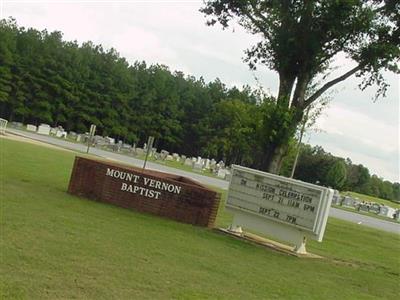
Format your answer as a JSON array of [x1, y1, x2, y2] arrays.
[[267, 142, 289, 173], [258, 138, 291, 174], [259, 74, 306, 174]]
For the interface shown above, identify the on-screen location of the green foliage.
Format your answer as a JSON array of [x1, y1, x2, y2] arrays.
[[201, 0, 399, 172], [1, 18, 398, 202], [292, 144, 399, 203], [326, 160, 347, 190], [0, 18, 264, 158]]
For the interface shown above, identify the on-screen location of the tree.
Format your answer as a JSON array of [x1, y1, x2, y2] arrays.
[[201, 0, 400, 173], [325, 160, 347, 190]]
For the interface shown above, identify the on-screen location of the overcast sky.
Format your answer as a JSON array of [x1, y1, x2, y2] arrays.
[[3, 0, 399, 182]]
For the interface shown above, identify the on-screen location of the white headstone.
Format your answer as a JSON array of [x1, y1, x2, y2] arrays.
[[184, 158, 192, 166], [27, 124, 37, 132], [0, 118, 8, 135], [204, 159, 210, 169], [37, 124, 51, 135], [217, 168, 227, 178], [193, 162, 203, 171], [378, 206, 396, 218], [50, 127, 58, 135]]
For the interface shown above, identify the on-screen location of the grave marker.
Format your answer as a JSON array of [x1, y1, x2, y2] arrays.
[[0, 118, 8, 135]]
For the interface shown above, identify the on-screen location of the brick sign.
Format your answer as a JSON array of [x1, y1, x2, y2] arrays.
[[68, 157, 221, 227]]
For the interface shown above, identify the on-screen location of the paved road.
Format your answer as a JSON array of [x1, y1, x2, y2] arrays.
[[329, 207, 399, 234], [6, 128, 400, 234], [6, 128, 229, 189]]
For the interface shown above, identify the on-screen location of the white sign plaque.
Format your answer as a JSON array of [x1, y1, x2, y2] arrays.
[[226, 165, 333, 247]]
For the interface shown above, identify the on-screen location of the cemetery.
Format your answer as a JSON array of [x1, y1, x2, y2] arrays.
[[6, 121, 234, 180], [4, 120, 400, 226], [1, 136, 399, 299], [332, 192, 400, 222], [1, 2, 399, 298]]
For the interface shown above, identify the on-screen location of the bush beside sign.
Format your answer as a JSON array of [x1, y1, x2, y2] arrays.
[[68, 157, 220, 227]]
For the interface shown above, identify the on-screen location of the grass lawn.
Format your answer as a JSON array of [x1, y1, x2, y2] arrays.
[[343, 191, 400, 209], [1, 138, 399, 299]]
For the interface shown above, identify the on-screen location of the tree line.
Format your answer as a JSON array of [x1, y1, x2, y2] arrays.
[[280, 145, 399, 202], [0, 18, 398, 202]]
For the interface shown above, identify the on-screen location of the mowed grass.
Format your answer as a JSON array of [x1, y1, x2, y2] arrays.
[[1, 138, 399, 300]]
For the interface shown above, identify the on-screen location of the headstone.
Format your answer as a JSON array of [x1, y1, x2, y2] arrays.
[[76, 135, 82, 142], [217, 168, 227, 179], [68, 131, 77, 139], [181, 155, 187, 164], [81, 134, 90, 143], [172, 153, 180, 161], [10, 121, 23, 128], [184, 158, 192, 166], [37, 124, 51, 135], [166, 155, 174, 161], [394, 209, 400, 221], [160, 150, 169, 160], [135, 148, 144, 156], [56, 130, 67, 138], [122, 143, 132, 150], [369, 203, 381, 214], [204, 159, 211, 169], [50, 127, 58, 135], [331, 190, 341, 205], [342, 196, 355, 207], [193, 162, 203, 171], [0, 118, 8, 135], [359, 203, 370, 212], [105, 137, 115, 144], [26, 124, 37, 132], [210, 159, 217, 170], [149, 148, 157, 158], [378, 206, 396, 218]]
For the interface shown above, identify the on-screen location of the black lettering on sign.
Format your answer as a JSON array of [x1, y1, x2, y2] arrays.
[[304, 204, 315, 213], [263, 193, 274, 201], [287, 199, 300, 208], [259, 207, 273, 216], [286, 215, 297, 224]]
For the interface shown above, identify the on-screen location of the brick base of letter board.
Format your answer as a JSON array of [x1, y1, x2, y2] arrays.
[[68, 156, 221, 227]]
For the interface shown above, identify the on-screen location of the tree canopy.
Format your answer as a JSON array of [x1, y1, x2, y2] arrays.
[[0, 18, 398, 203], [201, 0, 400, 173]]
